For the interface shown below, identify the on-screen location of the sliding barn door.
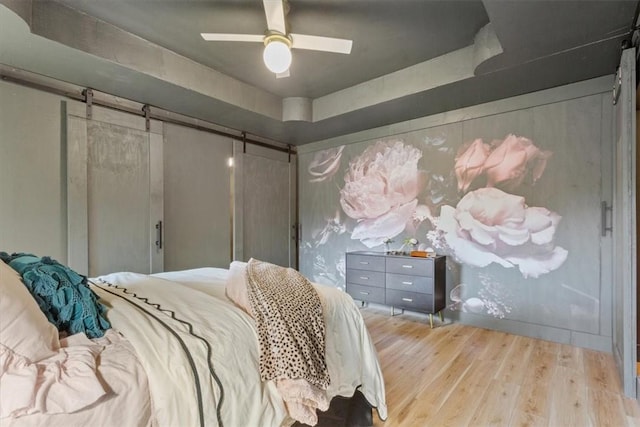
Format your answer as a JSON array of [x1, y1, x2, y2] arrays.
[[67, 105, 163, 276], [612, 47, 637, 398], [234, 143, 297, 267], [163, 123, 232, 271]]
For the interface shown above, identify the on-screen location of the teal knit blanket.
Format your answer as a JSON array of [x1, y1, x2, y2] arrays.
[[1, 252, 110, 338]]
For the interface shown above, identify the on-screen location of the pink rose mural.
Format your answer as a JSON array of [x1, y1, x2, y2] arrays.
[[301, 129, 578, 322], [484, 134, 552, 189], [308, 146, 345, 183], [436, 187, 568, 278], [340, 140, 425, 247], [454, 134, 552, 192], [454, 138, 490, 192]]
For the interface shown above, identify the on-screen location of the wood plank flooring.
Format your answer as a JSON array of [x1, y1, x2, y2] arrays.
[[361, 307, 640, 427]]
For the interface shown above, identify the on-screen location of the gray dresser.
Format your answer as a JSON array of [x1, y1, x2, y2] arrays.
[[345, 251, 446, 327]]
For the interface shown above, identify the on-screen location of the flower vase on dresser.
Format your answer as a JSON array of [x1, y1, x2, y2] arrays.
[[402, 238, 418, 255], [383, 238, 393, 254]]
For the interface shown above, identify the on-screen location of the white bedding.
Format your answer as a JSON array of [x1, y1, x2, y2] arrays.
[[0, 330, 153, 427], [103, 267, 387, 426], [2, 267, 387, 427]]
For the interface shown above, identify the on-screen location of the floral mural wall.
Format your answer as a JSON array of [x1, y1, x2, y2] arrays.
[[299, 95, 607, 333]]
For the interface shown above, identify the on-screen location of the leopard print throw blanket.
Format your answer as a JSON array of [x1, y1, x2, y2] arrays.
[[246, 259, 330, 425]]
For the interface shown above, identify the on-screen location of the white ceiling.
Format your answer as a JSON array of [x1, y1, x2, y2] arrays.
[[0, 0, 638, 145]]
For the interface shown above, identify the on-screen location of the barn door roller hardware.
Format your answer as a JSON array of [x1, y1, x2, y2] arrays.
[[82, 88, 93, 119], [142, 104, 151, 132], [612, 67, 622, 105]]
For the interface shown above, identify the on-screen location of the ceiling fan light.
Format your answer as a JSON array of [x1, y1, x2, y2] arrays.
[[263, 40, 292, 74]]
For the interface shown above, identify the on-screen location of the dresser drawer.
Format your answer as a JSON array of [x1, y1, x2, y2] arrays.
[[346, 254, 385, 272], [386, 273, 433, 294], [386, 256, 433, 276], [386, 289, 433, 313], [346, 269, 385, 287], [347, 284, 385, 304]]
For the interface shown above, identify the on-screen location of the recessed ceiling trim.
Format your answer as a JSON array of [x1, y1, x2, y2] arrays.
[[282, 97, 311, 122], [312, 45, 476, 122], [4, 0, 283, 122], [472, 23, 503, 73], [1, 0, 30, 25]]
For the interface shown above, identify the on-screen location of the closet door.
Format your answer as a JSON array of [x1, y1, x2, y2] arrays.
[[612, 47, 637, 398], [0, 81, 69, 262], [163, 123, 232, 271], [235, 143, 296, 267], [67, 105, 163, 276]]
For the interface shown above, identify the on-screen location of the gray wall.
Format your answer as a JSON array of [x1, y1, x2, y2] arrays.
[[298, 76, 614, 352]]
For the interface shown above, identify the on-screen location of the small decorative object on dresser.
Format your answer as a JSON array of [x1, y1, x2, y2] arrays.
[[345, 251, 446, 328]]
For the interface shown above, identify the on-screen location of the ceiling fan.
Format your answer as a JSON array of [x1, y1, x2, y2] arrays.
[[201, 0, 353, 78]]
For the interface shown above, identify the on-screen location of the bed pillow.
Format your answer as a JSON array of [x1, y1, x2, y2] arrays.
[[0, 260, 59, 362], [3, 253, 111, 339], [225, 261, 250, 313]]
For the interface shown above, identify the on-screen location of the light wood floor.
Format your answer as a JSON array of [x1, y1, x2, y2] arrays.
[[361, 307, 640, 427]]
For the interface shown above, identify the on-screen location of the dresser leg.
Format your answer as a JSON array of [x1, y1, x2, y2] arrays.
[[438, 311, 444, 322], [429, 314, 434, 329], [390, 306, 394, 316]]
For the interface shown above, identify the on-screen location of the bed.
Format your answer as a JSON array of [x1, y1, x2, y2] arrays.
[[0, 258, 387, 427]]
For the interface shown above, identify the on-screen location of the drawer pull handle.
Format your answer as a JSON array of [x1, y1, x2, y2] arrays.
[[402, 281, 413, 285], [359, 261, 369, 265], [359, 276, 369, 280], [359, 291, 370, 295], [402, 297, 413, 302], [402, 265, 413, 269]]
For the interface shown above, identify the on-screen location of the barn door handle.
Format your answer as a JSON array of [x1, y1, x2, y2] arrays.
[[155, 220, 163, 249], [292, 223, 301, 242], [601, 201, 612, 237]]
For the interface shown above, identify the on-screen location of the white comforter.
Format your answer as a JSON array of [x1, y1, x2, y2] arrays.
[[93, 267, 387, 427]]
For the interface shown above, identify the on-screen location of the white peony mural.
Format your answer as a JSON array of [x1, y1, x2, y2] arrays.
[[339, 140, 425, 248], [299, 118, 602, 326], [437, 187, 567, 279]]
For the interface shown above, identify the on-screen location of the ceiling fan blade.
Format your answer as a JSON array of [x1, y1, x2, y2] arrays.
[[276, 69, 290, 78], [201, 33, 264, 42], [290, 34, 353, 54], [263, 0, 286, 34]]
